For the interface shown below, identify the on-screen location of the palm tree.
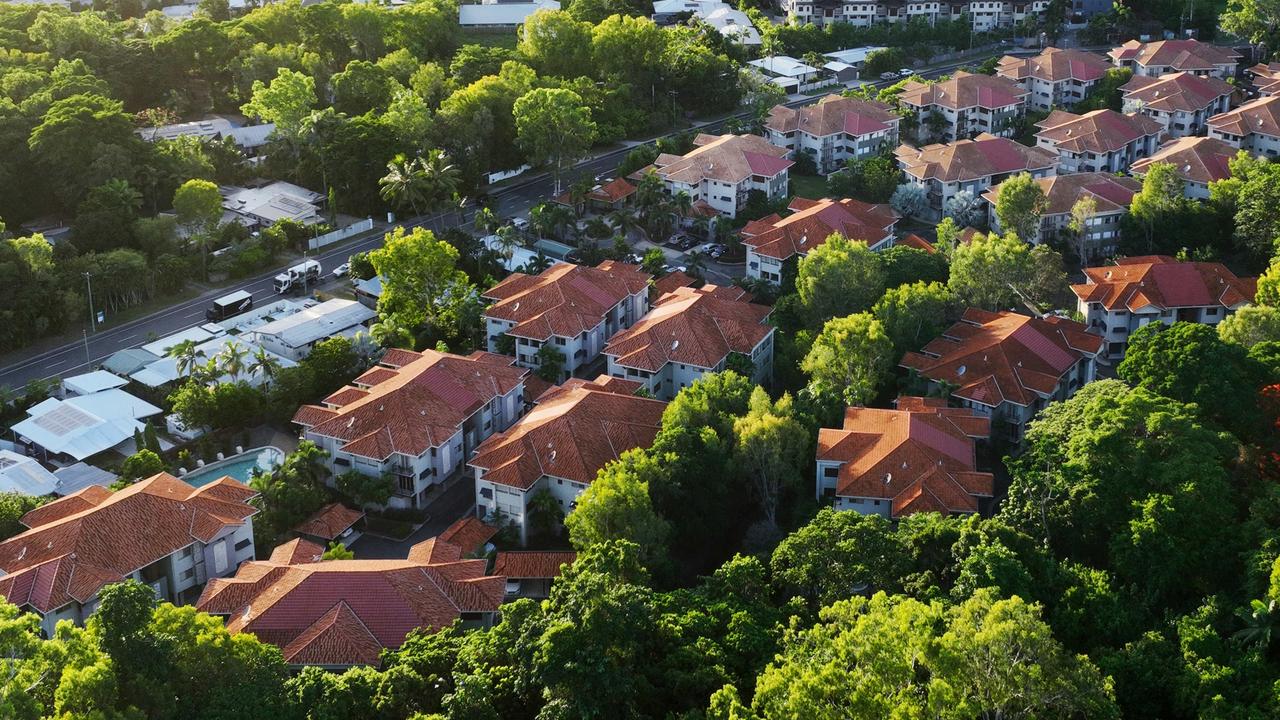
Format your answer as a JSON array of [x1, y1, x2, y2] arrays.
[[248, 346, 281, 381], [371, 316, 414, 349], [524, 249, 552, 274], [608, 209, 636, 239], [379, 153, 428, 217], [670, 190, 693, 233], [474, 206, 500, 236], [1234, 599, 1277, 648], [495, 225, 521, 264], [567, 179, 592, 218], [169, 340, 205, 379], [685, 251, 707, 281], [217, 340, 249, 380], [529, 203, 556, 241], [418, 148, 462, 227]]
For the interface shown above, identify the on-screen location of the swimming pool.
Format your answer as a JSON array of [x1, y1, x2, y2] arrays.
[[182, 446, 285, 487]]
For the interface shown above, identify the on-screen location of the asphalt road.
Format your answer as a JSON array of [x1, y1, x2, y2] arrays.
[[0, 54, 992, 389]]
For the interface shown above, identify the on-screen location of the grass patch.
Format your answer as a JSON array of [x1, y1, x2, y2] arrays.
[[457, 28, 520, 51], [790, 174, 829, 200], [364, 515, 415, 540]]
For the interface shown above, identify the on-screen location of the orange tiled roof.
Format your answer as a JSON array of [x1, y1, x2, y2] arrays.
[[469, 378, 666, 490], [1070, 255, 1256, 312], [1034, 109, 1162, 154], [293, 503, 365, 541], [1121, 72, 1234, 113], [765, 94, 899, 137], [817, 396, 993, 517], [1130, 136, 1237, 186], [587, 177, 636, 203], [293, 350, 528, 461], [435, 515, 497, 556], [898, 71, 1028, 111], [492, 551, 577, 579], [270, 538, 325, 564], [0, 473, 257, 614], [900, 309, 1103, 409], [198, 535, 505, 668], [1109, 38, 1240, 72], [605, 285, 773, 373], [981, 172, 1141, 216], [648, 133, 793, 186], [652, 270, 697, 297], [741, 196, 898, 260], [898, 233, 937, 253], [1208, 95, 1280, 138], [482, 261, 651, 342], [896, 135, 1059, 183], [996, 47, 1110, 84]]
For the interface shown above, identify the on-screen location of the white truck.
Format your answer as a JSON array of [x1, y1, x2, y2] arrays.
[[273, 259, 322, 294]]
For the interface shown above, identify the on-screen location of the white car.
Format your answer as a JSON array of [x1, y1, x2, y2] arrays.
[[332, 263, 349, 278], [879, 71, 897, 81], [899, 68, 914, 77], [511, 217, 530, 231]]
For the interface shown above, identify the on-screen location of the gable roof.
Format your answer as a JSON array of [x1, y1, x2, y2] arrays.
[[1070, 255, 1256, 312], [740, 196, 899, 260], [996, 47, 1110, 84], [1121, 71, 1234, 113], [900, 309, 1103, 408], [587, 177, 636, 204], [1034, 109, 1162, 154], [898, 71, 1028, 111], [646, 134, 793, 186], [896, 135, 1059, 183], [482, 261, 651, 341], [492, 551, 577, 580], [0, 473, 257, 614], [982, 172, 1142, 216], [1130, 136, 1238, 186], [765, 94, 899, 137], [292, 350, 529, 460], [293, 503, 365, 542], [469, 378, 666, 490], [198, 534, 504, 668], [1207, 95, 1280, 138], [817, 397, 993, 517], [1109, 38, 1240, 71], [604, 286, 773, 372]]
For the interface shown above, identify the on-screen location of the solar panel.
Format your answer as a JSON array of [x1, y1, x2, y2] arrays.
[[32, 403, 98, 437]]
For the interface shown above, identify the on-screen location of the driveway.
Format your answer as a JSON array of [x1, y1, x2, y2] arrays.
[[349, 473, 477, 559]]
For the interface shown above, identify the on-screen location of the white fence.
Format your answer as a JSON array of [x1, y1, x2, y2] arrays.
[[308, 218, 375, 250]]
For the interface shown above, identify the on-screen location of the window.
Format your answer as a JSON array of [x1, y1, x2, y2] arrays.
[[234, 538, 251, 552], [554, 337, 566, 346], [823, 466, 839, 478], [180, 568, 194, 580], [179, 546, 193, 559]]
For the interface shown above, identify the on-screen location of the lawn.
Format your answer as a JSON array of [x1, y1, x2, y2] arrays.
[[457, 28, 520, 51], [790, 174, 829, 200]]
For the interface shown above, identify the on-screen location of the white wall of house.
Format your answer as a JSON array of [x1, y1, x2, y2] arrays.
[[987, 206, 1125, 257], [606, 330, 773, 400], [1036, 133, 1159, 174], [767, 122, 901, 175], [1125, 95, 1229, 139], [1078, 300, 1235, 361], [485, 292, 648, 380], [1208, 128, 1280, 158], [474, 471, 588, 545]]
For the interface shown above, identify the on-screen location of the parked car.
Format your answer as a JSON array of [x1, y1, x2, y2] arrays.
[[898, 68, 914, 77], [511, 217, 530, 231], [331, 262, 349, 278], [879, 71, 897, 81]]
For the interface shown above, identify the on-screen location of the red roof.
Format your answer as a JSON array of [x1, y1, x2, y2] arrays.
[[1071, 255, 1255, 311], [435, 516, 497, 556], [483, 261, 651, 341], [652, 270, 697, 297], [604, 285, 773, 372], [898, 71, 1028, 111], [897, 135, 1059, 183], [0, 474, 257, 614], [817, 397, 993, 517], [293, 503, 365, 541], [492, 551, 577, 579], [996, 47, 1110, 83], [1131, 136, 1236, 186], [900, 309, 1103, 409], [898, 233, 937, 253], [587, 177, 636, 203], [741, 196, 898, 260]]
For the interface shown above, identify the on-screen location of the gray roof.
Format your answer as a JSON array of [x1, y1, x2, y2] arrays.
[[51, 462, 118, 496], [102, 348, 161, 376], [0, 450, 59, 496], [251, 299, 376, 348]]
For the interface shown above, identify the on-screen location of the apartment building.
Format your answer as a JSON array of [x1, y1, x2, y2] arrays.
[[1248, 62, 1280, 96], [1208, 96, 1280, 157], [781, 0, 1046, 28], [898, 71, 1029, 142], [996, 47, 1112, 111], [763, 95, 901, 174], [471, 377, 667, 544], [483, 261, 652, 379], [816, 396, 993, 518], [896, 134, 1059, 217], [0, 473, 257, 636], [900, 309, 1103, 441], [1034, 109, 1162, 173], [292, 349, 530, 509], [637, 134, 793, 218], [1108, 39, 1241, 79], [1129, 136, 1239, 200], [1071, 255, 1256, 361], [604, 285, 775, 399], [1120, 72, 1234, 139], [740, 196, 899, 283], [982, 172, 1141, 258]]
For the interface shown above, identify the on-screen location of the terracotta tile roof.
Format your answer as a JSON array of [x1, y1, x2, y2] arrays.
[[900, 309, 1103, 409], [492, 551, 577, 579], [605, 286, 773, 373], [652, 270, 697, 297], [435, 516, 497, 556], [649, 133, 793, 186], [1034, 109, 1162, 154], [898, 233, 937, 253], [293, 503, 365, 541], [199, 534, 505, 668], [470, 380, 666, 490], [270, 538, 325, 564], [897, 135, 1059, 183], [765, 94, 899, 137], [740, 196, 899, 260], [817, 397, 991, 518], [0, 473, 257, 614], [898, 71, 1028, 111], [982, 172, 1141, 216], [1070, 255, 1256, 312], [293, 350, 528, 461], [1130, 136, 1237, 186], [1109, 39, 1240, 72], [482, 261, 651, 341], [996, 47, 1110, 84], [1208, 95, 1280, 138], [1121, 72, 1234, 113], [20, 485, 113, 527], [587, 177, 636, 203]]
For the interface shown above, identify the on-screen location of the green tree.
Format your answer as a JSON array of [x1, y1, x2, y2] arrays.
[[993, 172, 1047, 241], [566, 449, 671, 571], [1128, 162, 1186, 254], [879, 244, 948, 289], [948, 231, 1029, 311], [378, 153, 428, 216], [872, 280, 954, 355], [770, 507, 901, 608], [534, 343, 566, 382], [330, 59, 394, 116], [0, 493, 46, 541], [322, 541, 355, 560], [249, 441, 330, 546], [733, 388, 809, 532], [802, 312, 893, 406], [119, 449, 164, 482], [369, 226, 472, 334], [517, 10, 593, 79], [1219, 304, 1280, 349], [240, 68, 317, 138], [173, 179, 222, 280], [335, 470, 393, 509], [795, 236, 886, 325], [513, 88, 597, 195]]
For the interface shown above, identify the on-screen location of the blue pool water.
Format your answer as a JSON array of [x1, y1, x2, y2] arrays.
[[183, 446, 284, 487]]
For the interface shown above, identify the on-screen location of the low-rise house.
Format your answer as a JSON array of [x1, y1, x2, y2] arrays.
[[292, 349, 530, 509], [1120, 72, 1234, 139], [896, 134, 1058, 218], [292, 503, 364, 547], [137, 117, 233, 143], [1071, 255, 1256, 361], [221, 181, 324, 229], [638, 133, 793, 218], [996, 47, 1111, 111], [0, 450, 60, 496], [748, 56, 824, 93], [763, 95, 901, 174], [249, 299, 376, 361], [604, 286, 775, 399], [1033, 109, 1162, 173], [493, 551, 577, 599], [900, 309, 1102, 441], [898, 71, 1029, 142], [60, 370, 128, 398], [1108, 38, 1240, 79], [483, 261, 651, 380], [471, 376, 666, 545], [12, 388, 163, 463], [197, 529, 505, 668], [129, 334, 296, 389], [652, 0, 761, 45], [458, 0, 560, 27], [1208, 96, 1280, 157], [740, 196, 899, 283], [586, 177, 637, 211], [822, 47, 889, 76], [982, 172, 1141, 258], [815, 397, 993, 518], [0, 473, 257, 635], [1129, 136, 1239, 200], [222, 123, 275, 157]]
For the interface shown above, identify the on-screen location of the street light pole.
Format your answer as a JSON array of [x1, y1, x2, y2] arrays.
[[83, 272, 96, 333]]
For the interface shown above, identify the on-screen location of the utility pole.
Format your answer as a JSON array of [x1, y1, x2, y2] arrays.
[[83, 272, 96, 332], [83, 329, 90, 367]]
